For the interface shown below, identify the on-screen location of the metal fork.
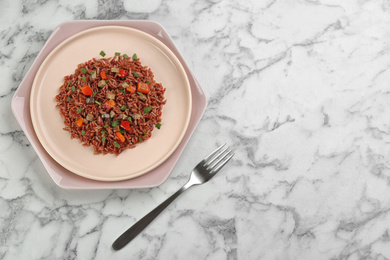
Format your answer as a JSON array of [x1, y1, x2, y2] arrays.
[[112, 144, 234, 250]]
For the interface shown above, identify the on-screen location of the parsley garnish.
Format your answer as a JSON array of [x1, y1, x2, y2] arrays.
[[144, 106, 152, 113]]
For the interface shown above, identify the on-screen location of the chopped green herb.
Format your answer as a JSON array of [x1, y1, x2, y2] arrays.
[[66, 96, 71, 102], [146, 81, 150, 84], [123, 54, 129, 59], [112, 120, 120, 127], [105, 79, 109, 83], [115, 52, 120, 56], [134, 72, 140, 78], [127, 117, 132, 122], [121, 105, 127, 111], [81, 68, 87, 74], [71, 86, 76, 92], [77, 107, 83, 113], [102, 135, 106, 143], [120, 129, 126, 134], [66, 81, 70, 90], [144, 106, 152, 113], [114, 141, 121, 148], [81, 130, 85, 136], [100, 50, 106, 57], [92, 91, 97, 98], [137, 92, 142, 95], [104, 124, 109, 128], [156, 122, 161, 129], [101, 130, 107, 134], [132, 53, 138, 60], [95, 101, 102, 106], [142, 131, 146, 135], [139, 137, 143, 142], [82, 76, 86, 81], [91, 71, 95, 75], [118, 89, 125, 93]]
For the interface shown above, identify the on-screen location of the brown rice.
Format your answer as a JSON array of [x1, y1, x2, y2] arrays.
[[55, 53, 166, 155]]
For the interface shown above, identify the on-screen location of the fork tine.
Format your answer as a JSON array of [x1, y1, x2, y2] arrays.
[[210, 151, 234, 174], [204, 145, 230, 168], [206, 146, 231, 169], [203, 143, 226, 163]]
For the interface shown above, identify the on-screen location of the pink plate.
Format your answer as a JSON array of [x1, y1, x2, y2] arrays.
[[11, 20, 206, 189]]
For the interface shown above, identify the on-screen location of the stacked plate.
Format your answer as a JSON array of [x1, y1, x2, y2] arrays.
[[11, 21, 206, 189]]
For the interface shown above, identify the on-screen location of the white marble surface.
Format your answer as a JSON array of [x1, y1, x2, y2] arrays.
[[2, 0, 390, 259]]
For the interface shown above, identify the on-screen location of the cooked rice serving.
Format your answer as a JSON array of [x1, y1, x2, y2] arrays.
[[55, 53, 166, 155]]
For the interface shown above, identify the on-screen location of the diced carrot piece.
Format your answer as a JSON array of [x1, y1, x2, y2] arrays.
[[81, 85, 93, 95], [102, 99, 116, 110], [116, 132, 125, 142], [118, 69, 127, 77], [76, 117, 84, 127], [137, 82, 150, 94], [101, 71, 107, 79], [126, 85, 136, 94]]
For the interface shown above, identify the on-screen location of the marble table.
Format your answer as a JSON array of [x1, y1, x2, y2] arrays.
[[2, 1, 390, 259]]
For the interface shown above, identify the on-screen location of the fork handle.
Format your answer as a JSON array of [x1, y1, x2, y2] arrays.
[[112, 185, 190, 250]]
